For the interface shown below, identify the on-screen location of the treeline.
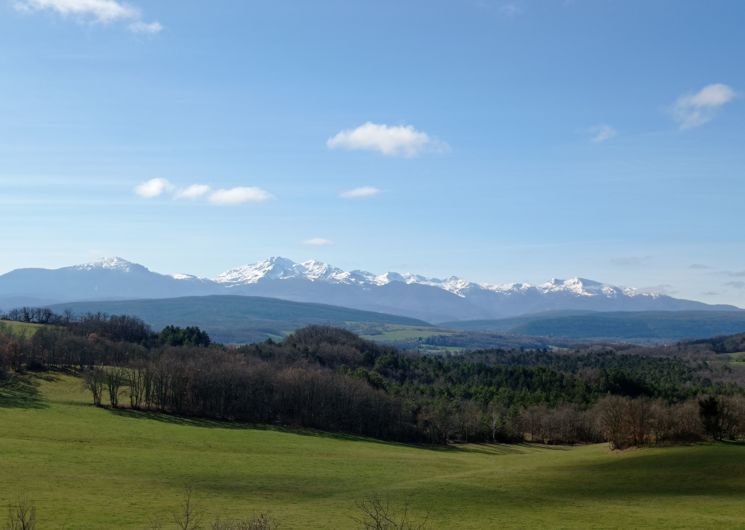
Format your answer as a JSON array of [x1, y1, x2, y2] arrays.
[[3, 309, 745, 448], [0, 309, 210, 370], [0, 308, 215, 372], [84, 353, 415, 441]]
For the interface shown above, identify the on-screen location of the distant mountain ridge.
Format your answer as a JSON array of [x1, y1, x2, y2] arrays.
[[0, 256, 739, 322], [443, 310, 745, 343], [48, 295, 430, 344]]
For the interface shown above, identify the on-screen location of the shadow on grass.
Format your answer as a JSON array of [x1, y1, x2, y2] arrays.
[[533, 443, 745, 499], [0, 374, 48, 409], [109, 407, 255, 430], [107, 406, 516, 453], [455, 442, 571, 456]]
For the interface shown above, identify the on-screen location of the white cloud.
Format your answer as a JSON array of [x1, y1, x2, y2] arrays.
[[135, 181, 272, 205], [128, 20, 162, 34], [175, 184, 211, 200], [339, 186, 381, 199], [589, 124, 617, 143], [303, 238, 333, 246], [208, 187, 273, 205], [327, 122, 446, 157], [14, 0, 162, 33], [672, 83, 737, 129], [134, 178, 171, 199]]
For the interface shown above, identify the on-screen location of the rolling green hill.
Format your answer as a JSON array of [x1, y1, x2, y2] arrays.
[[442, 310, 745, 343], [0, 319, 45, 337], [50, 295, 431, 344], [2, 374, 745, 529]]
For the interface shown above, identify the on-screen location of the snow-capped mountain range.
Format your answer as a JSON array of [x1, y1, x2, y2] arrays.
[[215, 257, 645, 298], [0, 256, 739, 322]]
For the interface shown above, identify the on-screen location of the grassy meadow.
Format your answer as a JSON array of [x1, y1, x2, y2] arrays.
[[2, 374, 745, 529], [0, 320, 45, 337]]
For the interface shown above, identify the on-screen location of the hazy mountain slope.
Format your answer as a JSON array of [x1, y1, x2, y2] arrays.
[[226, 278, 490, 323], [49, 295, 431, 344], [0, 258, 218, 308], [443, 311, 745, 342]]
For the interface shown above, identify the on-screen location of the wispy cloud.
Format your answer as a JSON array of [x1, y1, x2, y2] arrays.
[[303, 238, 333, 246], [135, 180, 271, 205], [672, 83, 737, 129], [610, 256, 650, 267], [327, 122, 447, 157], [689, 263, 712, 270], [589, 124, 617, 143], [339, 186, 381, 199], [725, 281, 745, 290], [128, 20, 162, 34], [14, 0, 162, 34], [637, 284, 677, 296], [499, 3, 523, 17], [134, 178, 172, 198], [175, 184, 211, 200], [208, 187, 272, 205]]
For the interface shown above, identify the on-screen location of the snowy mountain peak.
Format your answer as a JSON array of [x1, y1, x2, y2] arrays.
[[216, 257, 297, 285], [73, 257, 144, 273], [300, 260, 349, 282], [538, 277, 621, 297], [215, 257, 351, 286], [212, 257, 649, 300], [377, 272, 407, 284]]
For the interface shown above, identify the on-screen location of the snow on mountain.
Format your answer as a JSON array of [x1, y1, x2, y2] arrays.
[[72, 257, 143, 273], [483, 282, 534, 294], [213, 258, 645, 300], [0, 256, 736, 321], [215, 257, 353, 286], [170, 273, 198, 280]]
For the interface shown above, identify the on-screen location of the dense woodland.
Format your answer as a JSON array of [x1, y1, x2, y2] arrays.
[[3, 308, 745, 449]]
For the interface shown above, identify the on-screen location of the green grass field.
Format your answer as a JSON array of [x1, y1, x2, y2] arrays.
[[2, 375, 745, 529], [728, 351, 745, 363], [0, 320, 45, 337]]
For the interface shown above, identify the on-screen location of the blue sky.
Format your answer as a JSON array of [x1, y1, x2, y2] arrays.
[[1, 0, 744, 305]]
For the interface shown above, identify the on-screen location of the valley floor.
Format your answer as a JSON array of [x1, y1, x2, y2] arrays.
[[2, 375, 745, 529]]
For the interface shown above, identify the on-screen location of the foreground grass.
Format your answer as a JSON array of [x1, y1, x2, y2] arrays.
[[2, 375, 745, 528]]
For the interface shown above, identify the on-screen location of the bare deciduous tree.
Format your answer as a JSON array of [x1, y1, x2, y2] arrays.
[[127, 365, 148, 409], [354, 495, 428, 530], [83, 368, 105, 407], [5, 497, 36, 530], [104, 367, 126, 408], [596, 395, 629, 449], [173, 487, 202, 530]]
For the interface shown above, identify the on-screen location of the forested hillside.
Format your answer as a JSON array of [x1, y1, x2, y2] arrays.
[[3, 308, 745, 448]]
